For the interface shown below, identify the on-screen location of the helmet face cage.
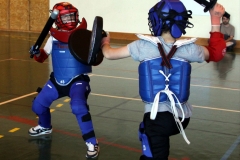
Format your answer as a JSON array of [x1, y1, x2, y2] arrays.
[[61, 13, 76, 24], [148, 20, 154, 36], [148, 0, 192, 38], [51, 2, 79, 30], [148, 2, 164, 36]]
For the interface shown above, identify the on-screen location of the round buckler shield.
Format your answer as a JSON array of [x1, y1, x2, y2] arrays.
[[68, 16, 104, 65], [88, 16, 104, 65]]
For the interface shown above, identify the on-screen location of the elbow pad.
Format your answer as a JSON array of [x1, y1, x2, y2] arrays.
[[34, 49, 48, 63], [205, 32, 226, 62]]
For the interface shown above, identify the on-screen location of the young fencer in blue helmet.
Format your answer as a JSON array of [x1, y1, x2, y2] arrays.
[[101, 0, 226, 159]]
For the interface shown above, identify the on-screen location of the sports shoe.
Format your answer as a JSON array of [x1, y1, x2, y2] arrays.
[[86, 142, 100, 159], [28, 125, 52, 136]]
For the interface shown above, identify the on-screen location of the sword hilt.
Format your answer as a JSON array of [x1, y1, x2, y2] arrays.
[[30, 9, 59, 58], [194, 0, 229, 15], [194, 0, 217, 12]]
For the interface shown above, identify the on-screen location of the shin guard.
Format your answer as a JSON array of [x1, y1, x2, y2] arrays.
[[138, 122, 153, 158]]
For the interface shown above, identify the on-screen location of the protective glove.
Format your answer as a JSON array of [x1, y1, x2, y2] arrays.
[[101, 31, 110, 48], [29, 45, 40, 58], [210, 3, 225, 26]]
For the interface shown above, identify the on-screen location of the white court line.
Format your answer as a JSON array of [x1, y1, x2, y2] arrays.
[[90, 74, 240, 91], [0, 92, 37, 106], [91, 93, 141, 101], [0, 59, 13, 62], [90, 74, 138, 80], [192, 105, 240, 113], [90, 93, 240, 113], [0, 92, 239, 113], [0, 58, 49, 63], [190, 84, 240, 91], [221, 136, 240, 160], [92, 92, 240, 113]]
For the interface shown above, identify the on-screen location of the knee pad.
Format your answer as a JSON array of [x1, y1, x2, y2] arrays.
[[32, 99, 48, 115], [139, 122, 153, 158], [71, 100, 89, 115], [71, 102, 92, 123]]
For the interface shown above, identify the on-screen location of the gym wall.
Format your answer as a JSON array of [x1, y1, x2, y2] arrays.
[[50, 0, 239, 40], [0, 0, 49, 32]]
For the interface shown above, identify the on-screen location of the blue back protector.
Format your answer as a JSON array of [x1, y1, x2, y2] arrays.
[[139, 57, 191, 103], [52, 40, 92, 85]]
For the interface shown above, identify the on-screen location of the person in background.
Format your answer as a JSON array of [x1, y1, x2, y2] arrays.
[[220, 12, 236, 51], [101, 0, 226, 159]]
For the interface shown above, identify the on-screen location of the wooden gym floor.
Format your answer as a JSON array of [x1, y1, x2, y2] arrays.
[[0, 31, 239, 160]]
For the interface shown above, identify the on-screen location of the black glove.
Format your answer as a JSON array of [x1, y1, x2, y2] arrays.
[[29, 45, 40, 58]]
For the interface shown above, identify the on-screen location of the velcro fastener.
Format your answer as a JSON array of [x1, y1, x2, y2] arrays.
[[83, 130, 95, 141], [82, 113, 92, 122], [36, 87, 42, 93]]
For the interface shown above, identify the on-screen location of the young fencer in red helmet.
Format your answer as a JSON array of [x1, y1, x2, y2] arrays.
[[101, 0, 226, 159], [28, 2, 99, 159]]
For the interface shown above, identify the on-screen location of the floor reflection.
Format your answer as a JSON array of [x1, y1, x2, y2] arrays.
[[214, 52, 236, 79], [28, 135, 52, 160], [0, 31, 239, 160]]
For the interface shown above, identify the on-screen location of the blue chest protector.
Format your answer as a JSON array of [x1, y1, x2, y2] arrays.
[[139, 57, 191, 104], [138, 58, 192, 157], [52, 40, 92, 85], [137, 34, 195, 151]]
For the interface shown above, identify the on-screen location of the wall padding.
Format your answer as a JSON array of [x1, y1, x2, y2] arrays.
[[0, 0, 49, 32], [0, 0, 9, 29]]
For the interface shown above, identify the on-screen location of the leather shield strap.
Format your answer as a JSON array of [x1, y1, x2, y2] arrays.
[[68, 16, 104, 65]]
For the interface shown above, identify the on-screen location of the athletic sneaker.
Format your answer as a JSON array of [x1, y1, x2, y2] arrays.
[[28, 125, 52, 136], [86, 142, 100, 159]]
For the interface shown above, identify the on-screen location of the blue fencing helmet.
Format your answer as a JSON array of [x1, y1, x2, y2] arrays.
[[148, 0, 193, 38]]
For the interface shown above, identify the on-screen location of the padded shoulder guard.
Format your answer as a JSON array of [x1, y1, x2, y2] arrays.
[[136, 34, 197, 47], [139, 57, 191, 103]]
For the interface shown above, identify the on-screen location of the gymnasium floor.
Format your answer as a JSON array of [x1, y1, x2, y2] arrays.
[[0, 31, 239, 160]]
